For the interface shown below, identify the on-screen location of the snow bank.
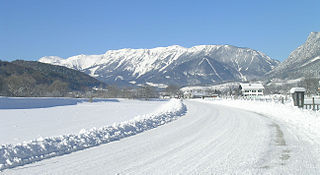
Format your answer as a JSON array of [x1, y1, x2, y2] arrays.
[[0, 99, 186, 171], [201, 99, 320, 141]]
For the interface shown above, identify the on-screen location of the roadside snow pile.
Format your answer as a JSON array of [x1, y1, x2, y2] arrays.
[[0, 99, 186, 171], [202, 99, 320, 141]]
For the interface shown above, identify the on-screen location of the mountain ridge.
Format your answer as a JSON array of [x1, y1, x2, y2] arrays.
[[40, 44, 279, 87], [267, 32, 320, 79]]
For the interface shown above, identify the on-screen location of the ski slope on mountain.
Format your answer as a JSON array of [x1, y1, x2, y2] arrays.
[[2, 100, 319, 174]]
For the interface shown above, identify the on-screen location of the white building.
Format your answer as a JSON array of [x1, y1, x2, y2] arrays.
[[239, 83, 264, 97], [183, 90, 206, 98]]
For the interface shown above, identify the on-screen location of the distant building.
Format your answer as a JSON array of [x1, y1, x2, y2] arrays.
[[183, 89, 219, 99], [183, 90, 204, 98], [159, 92, 171, 99], [239, 83, 264, 97]]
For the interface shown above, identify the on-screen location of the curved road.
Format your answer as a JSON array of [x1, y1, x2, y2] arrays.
[[2, 100, 319, 174]]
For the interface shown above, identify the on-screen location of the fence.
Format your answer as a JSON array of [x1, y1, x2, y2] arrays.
[[304, 97, 320, 111]]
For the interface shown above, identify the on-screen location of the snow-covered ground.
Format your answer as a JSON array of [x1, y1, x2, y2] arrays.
[[1, 98, 320, 174], [201, 98, 320, 142], [200, 98, 320, 173], [0, 98, 168, 145], [2, 99, 320, 174], [0, 98, 186, 171]]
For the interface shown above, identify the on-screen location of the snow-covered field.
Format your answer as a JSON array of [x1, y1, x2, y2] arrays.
[[0, 98, 169, 144], [1, 98, 320, 174], [0, 98, 186, 171]]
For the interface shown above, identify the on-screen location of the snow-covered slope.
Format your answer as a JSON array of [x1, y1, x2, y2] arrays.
[[39, 45, 279, 87], [267, 32, 320, 79]]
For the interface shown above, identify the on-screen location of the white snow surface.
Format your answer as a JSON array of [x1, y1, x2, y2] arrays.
[[202, 98, 320, 139], [2, 100, 320, 174], [289, 87, 306, 93], [146, 82, 168, 89], [0, 98, 165, 144], [201, 99, 320, 173], [0, 99, 186, 171]]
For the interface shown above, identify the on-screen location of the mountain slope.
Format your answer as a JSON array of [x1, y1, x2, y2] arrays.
[[12, 60, 104, 90], [267, 32, 320, 79], [39, 45, 279, 87], [0, 60, 104, 96]]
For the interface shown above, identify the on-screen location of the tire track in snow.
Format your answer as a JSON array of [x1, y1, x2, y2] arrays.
[[258, 121, 291, 169], [248, 112, 319, 174]]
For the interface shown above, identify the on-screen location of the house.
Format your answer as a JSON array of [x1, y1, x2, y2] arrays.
[[239, 83, 264, 97]]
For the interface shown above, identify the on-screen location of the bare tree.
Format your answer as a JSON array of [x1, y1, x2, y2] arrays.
[[107, 85, 121, 98], [121, 87, 135, 98], [139, 85, 158, 99], [0, 76, 4, 95], [48, 80, 69, 96], [165, 84, 180, 97], [303, 73, 319, 96], [5, 74, 36, 96]]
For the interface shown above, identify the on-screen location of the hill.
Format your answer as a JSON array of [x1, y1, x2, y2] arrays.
[[0, 60, 105, 97]]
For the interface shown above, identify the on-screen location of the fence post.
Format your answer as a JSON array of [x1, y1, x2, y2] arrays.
[[312, 97, 315, 111]]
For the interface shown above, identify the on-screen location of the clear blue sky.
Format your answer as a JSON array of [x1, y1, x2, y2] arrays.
[[1, 0, 320, 62]]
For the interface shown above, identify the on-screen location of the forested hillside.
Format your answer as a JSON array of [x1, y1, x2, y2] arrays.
[[0, 60, 105, 97]]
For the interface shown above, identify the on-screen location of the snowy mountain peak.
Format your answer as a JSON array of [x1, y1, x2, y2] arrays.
[[308, 32, 320, 40], [267, 32, 320, 79], [39, 56, 64, 64], [39, 44, 279, 86]]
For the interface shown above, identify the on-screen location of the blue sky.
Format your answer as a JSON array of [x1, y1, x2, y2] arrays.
[[1, 0, 319, 62]]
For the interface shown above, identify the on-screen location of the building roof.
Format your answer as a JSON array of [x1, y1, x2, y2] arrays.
[[290, 87, 306, 93], [240, 83, 264, 90]]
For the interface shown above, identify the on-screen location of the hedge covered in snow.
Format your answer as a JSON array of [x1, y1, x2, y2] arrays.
[[0, 99, 186, 171]]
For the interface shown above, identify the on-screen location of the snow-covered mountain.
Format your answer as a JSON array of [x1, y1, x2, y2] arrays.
[[39, 45, 279, 87], [267, 32, 320, 79]]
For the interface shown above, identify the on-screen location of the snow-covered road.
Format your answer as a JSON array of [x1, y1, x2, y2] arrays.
[[2, 100, 320, 174]]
